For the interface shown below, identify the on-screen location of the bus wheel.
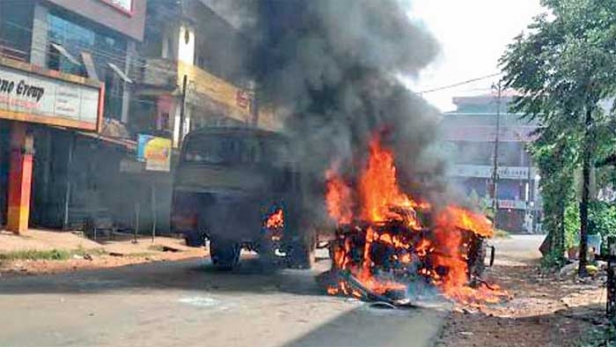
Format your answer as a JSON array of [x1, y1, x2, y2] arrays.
[[210, 239, 240, 271], [287, 239, 315, 269]]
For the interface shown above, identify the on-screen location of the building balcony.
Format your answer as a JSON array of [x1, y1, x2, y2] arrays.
[[133, 58, 253, 124], [0, 40, 28, 62], [134, 58, 178, 90]]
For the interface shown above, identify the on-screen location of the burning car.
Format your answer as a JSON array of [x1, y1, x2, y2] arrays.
[[321, 134, 502, 305]]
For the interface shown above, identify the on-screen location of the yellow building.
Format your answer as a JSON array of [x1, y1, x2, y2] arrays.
[[133, 0, 283, 148]]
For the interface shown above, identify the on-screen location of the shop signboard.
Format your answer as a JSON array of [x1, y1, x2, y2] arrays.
[[0, 59, 104, 131], [137, 134, 172, 172], [451, 165, 537, 180]]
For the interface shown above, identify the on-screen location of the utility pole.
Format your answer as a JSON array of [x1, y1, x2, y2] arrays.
[[527, 147, 534, 233], [491, 81, 504, 230], [516, 129, 534, 233]]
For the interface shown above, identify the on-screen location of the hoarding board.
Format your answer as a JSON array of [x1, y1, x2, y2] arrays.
[[178, 61, 252, 122], [138, 135, 172, 172], [451, 165, 537, 180], [0, 59, 103, 131]]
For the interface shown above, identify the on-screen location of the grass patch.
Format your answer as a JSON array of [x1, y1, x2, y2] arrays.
[[147, 245, 166, 252], [0, 249, 72, 261], [0, 247, 107, 262], [577, 324, 616, 346], [126, 252, 156, 258]]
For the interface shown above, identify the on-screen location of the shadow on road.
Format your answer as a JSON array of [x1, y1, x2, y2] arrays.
[[282, 305, 446, 347], [0, 257, 327, 297]]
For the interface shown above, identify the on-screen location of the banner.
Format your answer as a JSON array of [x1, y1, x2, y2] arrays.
[[0, 59, 103, 131], [137, 135, 172, 172]]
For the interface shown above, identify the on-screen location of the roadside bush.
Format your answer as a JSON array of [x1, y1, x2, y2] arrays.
[[564, 201, 616, 250]]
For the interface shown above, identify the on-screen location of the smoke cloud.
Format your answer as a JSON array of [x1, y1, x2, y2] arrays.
[[240, 0, 450, 220]]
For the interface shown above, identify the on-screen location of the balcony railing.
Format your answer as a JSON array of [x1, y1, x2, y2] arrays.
[[0, 41, 28, 62], [134, 58, 178, 88]]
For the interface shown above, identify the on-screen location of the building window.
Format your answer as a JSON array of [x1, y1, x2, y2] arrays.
[[47, 12, 128, 120]]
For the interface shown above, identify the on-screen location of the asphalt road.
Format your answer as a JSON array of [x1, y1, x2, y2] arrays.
[[0, 253, 448, 347]]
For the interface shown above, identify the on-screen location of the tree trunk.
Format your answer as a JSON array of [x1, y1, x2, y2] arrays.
[[556, 202, 565, 257], [578, 107, 592, 277]]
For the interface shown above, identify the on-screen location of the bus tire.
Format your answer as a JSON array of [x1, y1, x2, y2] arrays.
[[210, 239, 240, 271], [287, 239, 316, 269]]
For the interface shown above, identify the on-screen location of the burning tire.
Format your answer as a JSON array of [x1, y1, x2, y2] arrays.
[[210, 239, 241, 270], [468, 236, 487, 281]]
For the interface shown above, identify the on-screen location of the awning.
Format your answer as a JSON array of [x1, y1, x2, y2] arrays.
[[81, 52, 99, 81], [108, 62, 133, 84], [77, 131, 138, 152], [50, 43, 80, 66]]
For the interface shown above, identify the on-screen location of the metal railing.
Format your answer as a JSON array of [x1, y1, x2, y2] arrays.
[[0, 40, 28, 62]]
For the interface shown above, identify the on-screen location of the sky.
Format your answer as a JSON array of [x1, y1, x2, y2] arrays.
[[406, 0, 545, 112]]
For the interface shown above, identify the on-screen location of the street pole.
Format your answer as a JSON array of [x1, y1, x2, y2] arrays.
[[63, 134, 75, 230], [491, 82, 503, 230], [151, 182, 157, 243], [516, 129, 535, 233], [527, 147, 534, 233]]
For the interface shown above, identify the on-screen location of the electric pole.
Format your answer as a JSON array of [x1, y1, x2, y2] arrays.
[[491, 81, 504, 230]]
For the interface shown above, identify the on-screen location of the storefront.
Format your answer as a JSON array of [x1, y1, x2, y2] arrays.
[[0, 58, 104, 234]]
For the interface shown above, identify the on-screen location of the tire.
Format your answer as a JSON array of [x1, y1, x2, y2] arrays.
[[287, 238, 316, 269], [184, 230, 206, 247], [258, 234, 279, 268], [468, 238, 487, 286], [210, 239, 241, 271]]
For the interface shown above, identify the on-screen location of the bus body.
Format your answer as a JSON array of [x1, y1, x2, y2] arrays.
[[171, 127, 319, 269]]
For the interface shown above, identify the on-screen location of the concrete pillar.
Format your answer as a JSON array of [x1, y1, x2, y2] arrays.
[[121, 41, 137, 124], [173, 102, 181, 148], [30, 3, 49, 67], [7, 122, 34, 234]]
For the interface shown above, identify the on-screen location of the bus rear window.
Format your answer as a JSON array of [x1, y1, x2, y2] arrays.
[[183, 136, 263, 164]]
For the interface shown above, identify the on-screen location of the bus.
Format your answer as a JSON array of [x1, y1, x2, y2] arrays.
[[171, 127, 322, 270]]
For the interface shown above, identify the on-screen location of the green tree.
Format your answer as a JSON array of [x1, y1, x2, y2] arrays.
[[500, 0, 616, 274]]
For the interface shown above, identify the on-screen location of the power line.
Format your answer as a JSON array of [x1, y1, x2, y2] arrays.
[[418, 73, 503, 95]]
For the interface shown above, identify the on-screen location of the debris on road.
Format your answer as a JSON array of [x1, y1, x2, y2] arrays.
[[435, 237, 609, 347]]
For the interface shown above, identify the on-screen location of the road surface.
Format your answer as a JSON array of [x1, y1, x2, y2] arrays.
[[0, 253, 448, 347]]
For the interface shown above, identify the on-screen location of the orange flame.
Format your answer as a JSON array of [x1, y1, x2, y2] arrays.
[[359, 137, 423, 226], [265, 209, 284, 242], [266, 209, 284, 229], [325, 169, 354, 225]]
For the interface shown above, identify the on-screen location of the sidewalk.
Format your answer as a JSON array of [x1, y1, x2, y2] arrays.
[[0, 229, 206, 277], [0, 229, 102, 253]]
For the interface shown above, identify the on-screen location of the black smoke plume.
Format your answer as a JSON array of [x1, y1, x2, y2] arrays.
[[243, 0, 448, 223]]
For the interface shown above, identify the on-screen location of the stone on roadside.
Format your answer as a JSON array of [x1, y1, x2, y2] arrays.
[[558, 261, 578, 278]]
